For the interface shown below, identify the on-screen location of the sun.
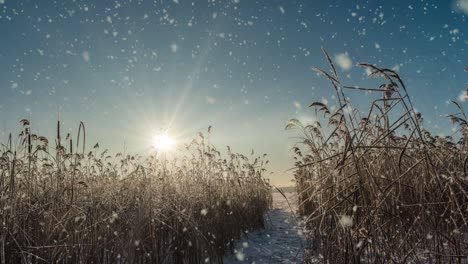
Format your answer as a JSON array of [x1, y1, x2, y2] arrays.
[[152, 133, 175, 151]]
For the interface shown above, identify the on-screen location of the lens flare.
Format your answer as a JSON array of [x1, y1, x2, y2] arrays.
[[152, 133, 175, 151]]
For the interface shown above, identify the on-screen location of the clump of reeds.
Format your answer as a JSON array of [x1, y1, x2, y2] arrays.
[[0, 122, 272, 263], [289, 49, 467, 263]]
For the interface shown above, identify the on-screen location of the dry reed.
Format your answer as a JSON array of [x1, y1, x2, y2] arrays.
[[0, 123, 272, 263], [289, 49, 467, 263]]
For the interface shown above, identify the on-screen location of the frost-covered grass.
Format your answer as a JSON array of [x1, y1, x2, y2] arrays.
[[0, 122, 272, 263], [289, 49, 467, 263]]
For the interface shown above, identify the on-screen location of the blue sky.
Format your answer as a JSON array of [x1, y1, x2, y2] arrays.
[[0, 0, 466, 186]]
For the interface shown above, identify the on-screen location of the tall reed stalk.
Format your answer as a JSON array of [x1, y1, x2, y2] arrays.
[[289, 49, 467, 263], [0, 122, 272, 263]]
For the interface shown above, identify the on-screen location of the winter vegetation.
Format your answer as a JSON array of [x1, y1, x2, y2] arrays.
[[0, 0, 467, 262], [289, 49, 467, 263], [0, 123, 272, 263]]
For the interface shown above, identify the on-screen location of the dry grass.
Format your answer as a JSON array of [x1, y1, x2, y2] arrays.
[[289, 49, 467, 263], [0, 123, 272, 263]]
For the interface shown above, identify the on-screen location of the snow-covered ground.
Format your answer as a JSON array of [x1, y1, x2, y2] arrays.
[[223, 191, 307, 263]]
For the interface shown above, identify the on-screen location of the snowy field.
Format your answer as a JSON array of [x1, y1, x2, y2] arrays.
[[223, 191, 307, 263]]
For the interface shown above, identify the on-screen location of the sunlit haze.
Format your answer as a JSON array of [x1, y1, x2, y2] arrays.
[[152, 133, 175, 151]]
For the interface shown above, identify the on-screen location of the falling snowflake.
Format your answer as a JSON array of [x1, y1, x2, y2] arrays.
[[334, 53, 352, 71], [235, 251, 245, 261], [170, 43, 178, 53], [82, 51, 90, 62], [339, 215, 353, 228]]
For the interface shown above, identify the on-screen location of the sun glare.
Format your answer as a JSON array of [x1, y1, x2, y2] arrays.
[[152, 133, 175, 151]]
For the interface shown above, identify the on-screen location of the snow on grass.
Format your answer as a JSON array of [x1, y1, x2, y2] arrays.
[[223, 192, 307, 263]]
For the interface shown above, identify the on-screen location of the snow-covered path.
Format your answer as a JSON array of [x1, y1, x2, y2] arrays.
[[223, 192, 306, 264]]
